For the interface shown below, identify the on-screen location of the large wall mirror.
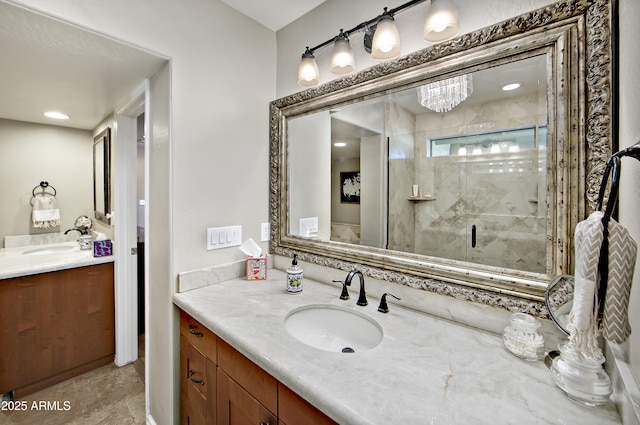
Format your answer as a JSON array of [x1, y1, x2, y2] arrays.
[[270, 0, 613, 306], [93, 127, 111, 224]]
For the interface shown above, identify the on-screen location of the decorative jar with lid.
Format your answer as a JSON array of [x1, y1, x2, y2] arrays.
[[502, 312, 545, 361], [550, 343, 611, 406]]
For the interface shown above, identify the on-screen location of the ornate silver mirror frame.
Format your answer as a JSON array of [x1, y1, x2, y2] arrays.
[[269, 0, 613, 312], [93, 127, 111, 225]]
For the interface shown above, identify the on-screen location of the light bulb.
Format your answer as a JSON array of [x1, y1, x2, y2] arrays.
[[371, 13, 401, 60]]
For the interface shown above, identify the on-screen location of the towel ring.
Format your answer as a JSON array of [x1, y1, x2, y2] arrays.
[[593, 141, 640, 322], [32, 181, 57, 197]]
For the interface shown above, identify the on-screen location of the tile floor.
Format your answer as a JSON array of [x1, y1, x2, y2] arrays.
[[1, 336, 146, 425]]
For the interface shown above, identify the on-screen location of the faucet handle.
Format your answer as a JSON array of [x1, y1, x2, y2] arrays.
[[378, 293, 401, 313], [332, 280, 350, 300]]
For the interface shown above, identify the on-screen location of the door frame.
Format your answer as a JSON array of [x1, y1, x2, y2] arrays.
[[113, 80, 149, 366]]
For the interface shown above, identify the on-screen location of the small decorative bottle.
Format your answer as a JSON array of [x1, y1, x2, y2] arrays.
[[502, 312, 545, 361], [286, 253, 303, 294]]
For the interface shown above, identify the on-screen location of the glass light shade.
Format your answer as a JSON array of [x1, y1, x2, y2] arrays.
[[424, 0, 460, 43], [330, 36, 356, 74], [297, 52, 319, 87], [371, 15, 401, 60]]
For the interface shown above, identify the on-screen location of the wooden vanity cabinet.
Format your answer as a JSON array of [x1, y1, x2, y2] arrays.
[[179, 309, 336, 425], [0, 263, 115, 398], [278, 383, 337, 425], [179, 310, 218, 425]]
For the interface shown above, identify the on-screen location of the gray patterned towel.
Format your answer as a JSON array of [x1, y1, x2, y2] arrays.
[[602, 217, 637, 344]]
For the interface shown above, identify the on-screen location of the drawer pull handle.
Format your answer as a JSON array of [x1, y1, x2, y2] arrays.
[[189, 325, 203, 337], [189, 370, 204, 385]]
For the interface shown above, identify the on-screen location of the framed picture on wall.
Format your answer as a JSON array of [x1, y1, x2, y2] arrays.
[[340, 171, 360, 204]]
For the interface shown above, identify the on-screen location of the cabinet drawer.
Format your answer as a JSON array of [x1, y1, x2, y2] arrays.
[[181, 335, 208, 399], [217, 339, 277, 415], [278, 383, 337, 425], [180, 310, 218, 361]]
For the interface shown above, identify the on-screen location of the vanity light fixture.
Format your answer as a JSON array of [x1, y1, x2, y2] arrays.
[[298, 0, 462, 87], [334, 142, 347, 147], [44, 111, 69, 120], [423, 0, 460, 42], [330, 30, 356, 74]]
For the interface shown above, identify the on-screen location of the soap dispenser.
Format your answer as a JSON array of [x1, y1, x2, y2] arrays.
[[286, 253, 303, 294]]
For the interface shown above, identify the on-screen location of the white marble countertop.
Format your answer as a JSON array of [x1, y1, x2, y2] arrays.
[[0, 241, 114, 280], [173, 270, 621, 425]]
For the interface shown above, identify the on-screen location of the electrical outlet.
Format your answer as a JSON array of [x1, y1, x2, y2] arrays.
[[260, 222, 270, 242], [207, 225, 242, 250]]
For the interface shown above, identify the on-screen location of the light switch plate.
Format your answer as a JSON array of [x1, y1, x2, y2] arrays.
[[260, 222, 270, 242], [299, 217, 318, 236], [207, 225, 242, 250]]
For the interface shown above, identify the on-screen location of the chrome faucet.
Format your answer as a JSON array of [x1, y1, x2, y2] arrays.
[[344, 270, 367, 306]]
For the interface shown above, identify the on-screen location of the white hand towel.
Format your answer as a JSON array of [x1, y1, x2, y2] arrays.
[[32, 193, 61, 229], [567, 211, 604, 358]]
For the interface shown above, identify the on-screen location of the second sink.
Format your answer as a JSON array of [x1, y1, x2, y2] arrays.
[[22, 243, 77, 255], [284, 304, 383, 353]]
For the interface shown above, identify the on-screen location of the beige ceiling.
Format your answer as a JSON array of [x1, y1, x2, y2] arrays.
[[221, 0, 325, 31], [0, 0, 318, 131], [0, 1, 168, 130]]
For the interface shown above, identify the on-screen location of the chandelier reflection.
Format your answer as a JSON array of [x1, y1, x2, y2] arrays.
[[417, 74, 473, 113]]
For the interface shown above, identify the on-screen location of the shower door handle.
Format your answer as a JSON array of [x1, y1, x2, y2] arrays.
[[471, 225, 476, 248]]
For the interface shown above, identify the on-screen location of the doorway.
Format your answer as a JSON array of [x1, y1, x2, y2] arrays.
[[136, 113, 146, 336]]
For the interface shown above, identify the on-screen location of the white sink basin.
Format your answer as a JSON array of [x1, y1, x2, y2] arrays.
[[284, 304, 383, 353], [22, 244, 77, 255]]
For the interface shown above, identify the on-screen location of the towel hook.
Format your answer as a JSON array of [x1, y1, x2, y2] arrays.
[[594, 141, 640, 323]]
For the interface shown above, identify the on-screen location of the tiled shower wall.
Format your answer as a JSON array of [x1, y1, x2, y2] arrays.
[[388, 91, 547, 273]]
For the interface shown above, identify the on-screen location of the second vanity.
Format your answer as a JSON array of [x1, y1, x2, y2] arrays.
[[0, 240, 115, 398], [173, 269, 621, 425]]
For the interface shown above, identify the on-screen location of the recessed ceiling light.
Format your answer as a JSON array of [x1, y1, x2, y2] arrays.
[[334, 142, 347, 147], [44, 111, 70, 120], [502, 83, 521, 91]]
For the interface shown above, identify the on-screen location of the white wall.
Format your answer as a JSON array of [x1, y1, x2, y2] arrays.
[[619, 0, 640, 384], [0, 118, 93, 243], [360, 134, 386, 248], [289, 111, 331, 239], [147, 61, 173, 425], [8, 1, 276, 423]]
